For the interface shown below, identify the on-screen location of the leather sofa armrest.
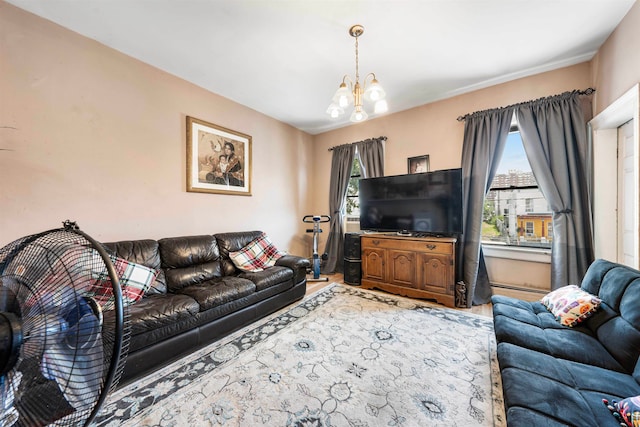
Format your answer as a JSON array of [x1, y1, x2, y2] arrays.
[[276, 255, 310, 284]]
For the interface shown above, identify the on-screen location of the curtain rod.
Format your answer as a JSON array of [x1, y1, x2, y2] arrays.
[[328, 136, 387, 151], [456, 88, 595, 122]]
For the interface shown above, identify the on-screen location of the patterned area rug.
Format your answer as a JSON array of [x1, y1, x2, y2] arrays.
[[96, 284, 505, 427]]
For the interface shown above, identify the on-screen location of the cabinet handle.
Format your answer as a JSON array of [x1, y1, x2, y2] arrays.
[[372, 240, 380, 245], [426, 244, 436, 250]]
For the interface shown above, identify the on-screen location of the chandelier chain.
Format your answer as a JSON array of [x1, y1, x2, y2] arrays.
[[354, 35, 360, 84]]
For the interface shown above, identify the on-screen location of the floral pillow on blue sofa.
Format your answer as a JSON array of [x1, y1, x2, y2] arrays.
[[604, 396, 640, 427], [540, 285, 601, 327]]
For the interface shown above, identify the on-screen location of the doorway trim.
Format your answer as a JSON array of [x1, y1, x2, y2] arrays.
[[590, 84, 640, 265]]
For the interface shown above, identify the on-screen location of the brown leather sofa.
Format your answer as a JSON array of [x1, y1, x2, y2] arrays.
[[102, 230, 309, 384]]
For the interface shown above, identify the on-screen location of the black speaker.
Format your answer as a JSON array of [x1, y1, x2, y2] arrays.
[[344, 233, 361, 260], [344, 233, 361, 285], [344, 259, 361, 285]]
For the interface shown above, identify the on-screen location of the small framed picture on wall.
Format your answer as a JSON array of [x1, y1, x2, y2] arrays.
[[408, 155, 430, 174]]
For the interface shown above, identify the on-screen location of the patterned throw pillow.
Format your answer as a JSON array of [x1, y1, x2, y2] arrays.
[[540, 285, 602, 327], [229, 233, 286, 272], [603, 396, 640, 427], [90, 255, 158, 309]]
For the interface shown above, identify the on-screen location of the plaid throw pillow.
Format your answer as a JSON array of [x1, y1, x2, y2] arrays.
[[229, 233, 286, 272], [541, 285, 602, 327], [90, 255, 158, 309]]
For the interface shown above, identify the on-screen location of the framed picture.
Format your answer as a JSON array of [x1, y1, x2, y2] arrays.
[[186, 116, 252, 196], [407, 155, 430, 174]]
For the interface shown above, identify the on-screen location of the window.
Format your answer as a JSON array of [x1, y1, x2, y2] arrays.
[[345, 153, 362, 217], [482, 121, 552, 249], [525, 221, 534, 235]]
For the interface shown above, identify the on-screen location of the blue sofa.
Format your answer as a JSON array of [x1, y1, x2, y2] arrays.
[[492, 259, 640, 426]]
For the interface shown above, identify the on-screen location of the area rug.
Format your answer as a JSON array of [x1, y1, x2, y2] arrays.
[[95, 284, 505, 427]]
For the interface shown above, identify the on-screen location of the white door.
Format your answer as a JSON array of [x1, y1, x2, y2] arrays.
[[618, 120, 637, 268]]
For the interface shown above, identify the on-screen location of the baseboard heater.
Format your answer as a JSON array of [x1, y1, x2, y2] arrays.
[[490, 282, 548, 296]]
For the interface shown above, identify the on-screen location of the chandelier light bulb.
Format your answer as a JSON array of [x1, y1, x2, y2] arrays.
[[326, 103, 344, 119], [364, 78, 386, 103], [374, 99, 388, 114], [332, 83, 353, 109], [350, 107, 368, 123]]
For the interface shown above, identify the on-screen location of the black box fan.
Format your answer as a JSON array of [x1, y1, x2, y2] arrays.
[[0, 221, 130, 426]]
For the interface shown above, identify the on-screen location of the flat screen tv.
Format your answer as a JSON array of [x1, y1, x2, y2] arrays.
[[359, 168, 463, 236]]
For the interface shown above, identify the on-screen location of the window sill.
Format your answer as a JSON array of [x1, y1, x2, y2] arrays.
[[482, 243, 551, 263]]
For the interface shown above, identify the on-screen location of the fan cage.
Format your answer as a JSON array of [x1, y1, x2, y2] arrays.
[[0, 224, 131, 427]]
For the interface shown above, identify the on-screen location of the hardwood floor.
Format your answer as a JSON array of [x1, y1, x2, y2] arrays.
[[305, 273, 493, 318]]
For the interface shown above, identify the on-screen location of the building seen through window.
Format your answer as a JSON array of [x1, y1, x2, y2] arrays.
[[482, 128, 552, 249]]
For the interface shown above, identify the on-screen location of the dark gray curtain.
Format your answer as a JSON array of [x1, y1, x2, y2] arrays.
[[461, 108, 514, 306], [322, 144, 356, 273], [355, 136, 386, 178], [515, 91, 594, 289]]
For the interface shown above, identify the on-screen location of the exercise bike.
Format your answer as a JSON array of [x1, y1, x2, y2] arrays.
[[303, 215, 331, 282]]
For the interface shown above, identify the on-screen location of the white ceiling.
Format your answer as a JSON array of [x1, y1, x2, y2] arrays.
[[6, 0, 636, 135]]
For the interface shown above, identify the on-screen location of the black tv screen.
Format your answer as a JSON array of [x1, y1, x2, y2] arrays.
[[359, 168, 463, 235]]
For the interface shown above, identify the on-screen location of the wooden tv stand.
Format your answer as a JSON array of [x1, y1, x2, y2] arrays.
[[360, 233, 457, 307]]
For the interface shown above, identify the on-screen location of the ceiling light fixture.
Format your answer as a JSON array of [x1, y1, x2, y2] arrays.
[[326, 25, 388, 123]]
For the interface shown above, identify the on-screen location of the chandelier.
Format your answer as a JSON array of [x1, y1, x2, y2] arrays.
[[326, 25, 388, 123]]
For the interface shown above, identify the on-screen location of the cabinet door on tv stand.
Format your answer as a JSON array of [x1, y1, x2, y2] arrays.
[[362, 247, 386, 282], [417, 252, 453, 294], [388, 249, 416, 287]]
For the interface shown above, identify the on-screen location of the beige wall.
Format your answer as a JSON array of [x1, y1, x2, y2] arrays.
[[0, 3, 314, 255], [591, 1, 640, 116]]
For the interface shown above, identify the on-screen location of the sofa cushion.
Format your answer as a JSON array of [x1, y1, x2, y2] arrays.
[[501, 367, 630, 427], [102, 239, 167, 295], [503, 407, 574, 427], [124, 293, 200, 336], [498, 343, 640, 427], [541, 285, 601, 327], [229, 233, 285, 272], [580, 259, 640, 373], [158, 235, 223, 292], [177, 277, 256, 311], [125, 293, 201, 352], [124, 294, 200, 335], [492, 295, 566, 329], [497, 343, 640, 398], [492, 295, 625, 371], [238, 265, 293, 291]]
